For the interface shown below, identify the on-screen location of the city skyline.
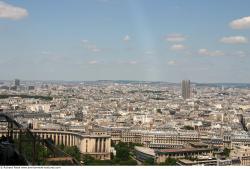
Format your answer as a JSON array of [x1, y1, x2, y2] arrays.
[[0, 0, 250, 82]]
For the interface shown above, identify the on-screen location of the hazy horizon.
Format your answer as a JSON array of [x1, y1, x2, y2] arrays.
[[2, 78, 250, 85], [0, 0, 250, 82]]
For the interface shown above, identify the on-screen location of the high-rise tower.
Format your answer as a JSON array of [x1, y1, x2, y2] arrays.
[[14, 79, 20, 86], [181, 80, 191, 99]]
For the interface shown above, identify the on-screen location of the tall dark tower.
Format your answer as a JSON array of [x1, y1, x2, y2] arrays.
[[181, 80, 191, 99], [14, 79, 20, 86]]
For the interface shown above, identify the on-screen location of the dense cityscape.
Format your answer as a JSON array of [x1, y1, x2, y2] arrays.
[[1, 0, 250, 167], [1, 79, 250, 165]]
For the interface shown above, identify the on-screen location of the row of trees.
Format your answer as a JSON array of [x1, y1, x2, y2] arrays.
[[31, 142, 139, 165], [143, 157, 177, 165], [17, 133, 181, 166], [82, 142, 138, 165], [222, 148, 231, 157], [160, 157, 178, 165], [63, 141, 228, 166], [114, 142, 179, 166], [0, 94, 53, 100], [58, 142, 178, 166], [57, 144, 81, 161], [181, 125, 195, 130]]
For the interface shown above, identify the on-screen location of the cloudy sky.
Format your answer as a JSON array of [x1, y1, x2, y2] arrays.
[[0, 0, 250, 82]]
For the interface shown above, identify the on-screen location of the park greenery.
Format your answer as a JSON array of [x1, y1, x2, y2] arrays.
[[159, 157, 178, 165], [143, 157, 155, 165], [14, 133, 79, 165], [14, 135, 179, 166], [14, 134, 139, 166], [14, 133, 51, 165], [182, 125, 195, 130], [82, 141, 138, 165], [222, 148, 231, 157], [0, 94, 53, 101], [57, 144, 81, 161]]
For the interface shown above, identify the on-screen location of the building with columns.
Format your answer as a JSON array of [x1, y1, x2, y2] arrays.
[[0, 129, 111, 160]]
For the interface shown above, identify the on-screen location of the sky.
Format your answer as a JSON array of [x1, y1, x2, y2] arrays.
[[0, 0, 250, 83]]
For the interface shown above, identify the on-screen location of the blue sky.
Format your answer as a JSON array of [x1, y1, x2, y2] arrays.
[[0, 0, 250, 82]]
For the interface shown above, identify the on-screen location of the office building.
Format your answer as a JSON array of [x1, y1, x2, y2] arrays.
[[14, 79, 20, 86], [181, 80, 191, 99]]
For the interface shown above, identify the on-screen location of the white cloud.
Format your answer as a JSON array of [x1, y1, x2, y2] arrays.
[[86, 45, 101, 52], [170, 44, 186, 51], [86, 44, 95, 49], [144, 51, 154, 55], [88, 60, 98, 64], [81, 40, 101, 52], [41, 51, 52, 55], [81, 39, 89, 43], [198, 48, 224, 56], [0, 1, 28, 20], [129, 60, 137, 65], [233, 51, 247, 58], [91, 48, 101, 52], [220, 36, 248, 44], [123, 35, 131, 42], [165, 34, 186, 42], [167, 60, 176, 65], [230, 16, 250, 29]]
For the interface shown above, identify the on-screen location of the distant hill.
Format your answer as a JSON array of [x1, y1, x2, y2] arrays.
[[194, 83, 250, 88]]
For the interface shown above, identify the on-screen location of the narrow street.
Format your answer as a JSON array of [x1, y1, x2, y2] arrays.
[[130, 155, 143, 165]]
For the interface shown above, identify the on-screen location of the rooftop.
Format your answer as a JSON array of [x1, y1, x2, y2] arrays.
[[134, 146, 155, 156], [156, 148, 213, 154]]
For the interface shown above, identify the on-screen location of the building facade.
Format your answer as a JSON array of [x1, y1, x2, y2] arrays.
[[181, 80, 191, 100], [0, 129, 111, 160]]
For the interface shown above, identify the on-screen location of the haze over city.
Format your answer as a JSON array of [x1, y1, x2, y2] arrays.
[[0, 0, 250, 82], [2, 0, 250, 167]]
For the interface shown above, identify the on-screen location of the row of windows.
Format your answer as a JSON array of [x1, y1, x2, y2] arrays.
[[121, 136, 199, 143], [157, 151, 210, 158], [153, 140, 186, 144], [94, 132, 107, 135], [149, 144, 182, 148], [123, 138, 141, 143]]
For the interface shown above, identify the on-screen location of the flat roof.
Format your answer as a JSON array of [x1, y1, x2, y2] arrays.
[[178, 159, 195, 164], [156, 148, 212, 154], [190, 142, 209, 147], [134, 146, 155, 156]]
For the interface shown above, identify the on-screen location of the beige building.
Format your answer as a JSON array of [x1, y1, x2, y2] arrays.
[[0, 129, 111, 160], [155, 148, 213, 163], [117, 130, 200, 148], [231, 145, 250, 165]]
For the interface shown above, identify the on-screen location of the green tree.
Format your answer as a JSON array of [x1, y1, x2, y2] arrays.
[[119, 159, 137, 165], [182, 125, 194, 130], [82, 155, 95, 165], [116, 147, 129, 160], [223, 148, 231, 157], [58, 144, 65, 150], [157, 109, 162, 114], [64, 146, 81, 161], [163, 157, 177, 166], [144, 158, 155, 165], [90, 160, 115, 165], [110, 152, 114, 160]]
